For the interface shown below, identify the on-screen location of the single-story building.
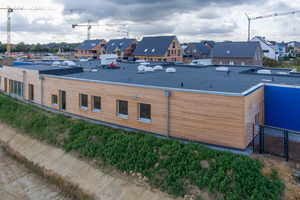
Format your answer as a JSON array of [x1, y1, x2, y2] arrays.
[[211, 41, 263, 66], [1, 61, 300, 150]]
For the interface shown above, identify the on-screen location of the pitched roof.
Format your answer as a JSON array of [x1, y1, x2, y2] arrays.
[[211, 42, 260, 58], [132, 36, 176, 56], [74, 39, 105, 50], [102, 39, 135, 53], [251, 36, 278, 52], [203, 41, 215, 48], [293, 42, 300, 47], [189, 43, 211, 54]]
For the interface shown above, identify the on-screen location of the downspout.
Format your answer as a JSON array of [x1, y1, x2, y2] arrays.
[[39, 75, 44, 106], [164, 91, 170, 138], [22, 71, 25, 100]]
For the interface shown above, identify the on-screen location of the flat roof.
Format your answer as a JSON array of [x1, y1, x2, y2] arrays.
[[6, 61, 300, 95]]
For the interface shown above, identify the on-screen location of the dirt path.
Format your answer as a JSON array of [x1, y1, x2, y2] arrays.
[[0, 146, 76, 200], [0, 123, 175, 200]]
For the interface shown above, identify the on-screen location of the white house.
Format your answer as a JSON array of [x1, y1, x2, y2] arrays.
[[250, 36, 279, 61]]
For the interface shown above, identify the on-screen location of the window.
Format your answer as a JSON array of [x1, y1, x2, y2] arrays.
[[139, 103, 151, 123], [255, 113, 259, 131], [29, 84, 34, 101], [174, 50, 176, 54], [117, 100, 128, 119], [172, 42, 175, 48], [220, 61, 222, 64], [263, 50, 269, 53], [80, 94, 88, 110], [10, 80, 23, 97], [167, 50, 170, 56], [92, 96, 101, 113], [255, 52, 257, 60], [0, 76, 1, 85], [187, 49, 190, 53], [192, 49, 196, 53], [241, 62, 245, 65], [52, 94, 58, 106], [150, 58, 153, 61], [177, 50, 180, 56], [171, 50, 173, 54]]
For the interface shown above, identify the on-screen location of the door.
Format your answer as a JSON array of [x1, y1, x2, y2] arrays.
[[4, 78, 7, 92], [61, 90, 66, 111]]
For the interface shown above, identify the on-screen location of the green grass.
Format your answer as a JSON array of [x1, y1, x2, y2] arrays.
[[0, 93, 284, 199]]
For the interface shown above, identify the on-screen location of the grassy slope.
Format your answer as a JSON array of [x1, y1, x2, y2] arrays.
[[0, 93, 284, 199]]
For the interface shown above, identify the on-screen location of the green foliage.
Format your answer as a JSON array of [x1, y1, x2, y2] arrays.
[[0, 93, 284, 199], [263, 57, 281, 68]]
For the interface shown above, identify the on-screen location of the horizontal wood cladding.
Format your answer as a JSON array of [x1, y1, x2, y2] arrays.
[[168, 91, 245, 149]]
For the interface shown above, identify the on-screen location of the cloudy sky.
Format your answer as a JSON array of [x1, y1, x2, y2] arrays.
[[0, 0, 299, 45]]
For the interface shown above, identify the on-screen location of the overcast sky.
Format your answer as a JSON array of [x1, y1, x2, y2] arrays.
[[0, 0, 299, 44]]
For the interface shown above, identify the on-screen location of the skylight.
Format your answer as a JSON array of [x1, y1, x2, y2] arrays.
[[227, 50, 230, 53], [152, 49, 155, 52], [144, 49, 148, 52], [120, 43, 123, 45], [112, 43, 115, 46]]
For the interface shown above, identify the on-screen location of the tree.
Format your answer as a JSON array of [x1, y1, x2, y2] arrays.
[[60, 42, 68, 46], [0, 44, 7, 53], [32, 43, 42, 52], [262, 57, 281, 68], [15, 42, 29, 52]]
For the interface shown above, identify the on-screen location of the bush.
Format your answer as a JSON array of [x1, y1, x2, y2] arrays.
[[263, 57, 281, 68]]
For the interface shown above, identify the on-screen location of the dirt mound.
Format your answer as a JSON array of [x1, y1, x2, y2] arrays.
[[0, 58, 15, 66], [250, 154, 300, 199]]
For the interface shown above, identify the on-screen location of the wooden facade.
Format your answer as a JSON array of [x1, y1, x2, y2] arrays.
[[0, 66, 265, 150]]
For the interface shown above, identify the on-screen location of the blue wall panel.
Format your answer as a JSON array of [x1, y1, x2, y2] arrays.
[[264, 85, 300, 132]]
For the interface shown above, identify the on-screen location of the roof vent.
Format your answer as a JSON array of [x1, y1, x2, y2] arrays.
[[154, 65, 163, 70], [165, 67, 177, 73], [137, 65, 147, 71], [216, 67, 229, 72], [258, 69, 271, 74], [145, 67, 155, 72]]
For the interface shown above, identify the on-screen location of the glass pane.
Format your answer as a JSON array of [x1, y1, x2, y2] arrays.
[[93, 96, 101, 110], [18, 82, 22, 96], [30, 85, 34, 101], [13, 81, 17, 95], [61, 91, 66, 111], [118, 100, 128, 115], [140, 103, 151, 119], [81, 94, 88, 107], [53, 95, 57, 104]]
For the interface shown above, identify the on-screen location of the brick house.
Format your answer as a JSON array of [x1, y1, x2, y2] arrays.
[[211, 42, 263, 66], [201, 40, 215, 51], [132, 36, 183, 62], [100, 38, 138, 59], [74, 39, 106, 59], [184, 43, 211, 59]]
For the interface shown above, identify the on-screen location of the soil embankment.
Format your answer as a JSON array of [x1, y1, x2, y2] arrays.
[[0, 123, 174, 200]]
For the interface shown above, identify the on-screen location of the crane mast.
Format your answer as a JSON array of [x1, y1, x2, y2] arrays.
[[245, 10, 300, 41], [0, 6, 85, 56]]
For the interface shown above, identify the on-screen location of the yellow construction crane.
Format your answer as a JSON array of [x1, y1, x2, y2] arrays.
[[106, 29, 130, 38], [0, 6, 85, 56], [72, 21, 149, 40], [245, 10, 300, 41]]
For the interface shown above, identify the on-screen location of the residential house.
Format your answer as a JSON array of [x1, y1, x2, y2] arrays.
[[184, 43, 211, 59], [211, 41, 263, 66], [74, 39, 106, 59], [274, 42, 289, 59], [201, 40, 215, 51], [100, 38, 138, 59], [289, 42, 300, 53], [250, 36, 279, 61], [132, 36, 183, 62]]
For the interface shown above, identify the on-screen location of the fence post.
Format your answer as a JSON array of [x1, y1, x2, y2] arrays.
[[259, 125, 262, 154], [286, 131, 289, 162], [252, 123, 255, 153]]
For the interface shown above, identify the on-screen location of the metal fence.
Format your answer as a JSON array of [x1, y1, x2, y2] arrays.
[[249, 125, 300, 162]]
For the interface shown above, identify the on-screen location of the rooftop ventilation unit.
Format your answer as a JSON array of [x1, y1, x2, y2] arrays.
[[290, 69, 297, 73], [137, 65, 147, 71], [215, 66, 229, 72], [165, 67, 177, 73], [154, 65, 163, 70], [145, 67, 155, 72], [91, 69, 99, 72], [257, 69, 271, 74]]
